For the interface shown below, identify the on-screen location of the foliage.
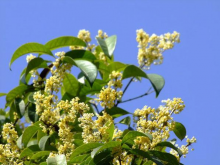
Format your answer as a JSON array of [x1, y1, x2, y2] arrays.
[[0, 29, 196, 165]]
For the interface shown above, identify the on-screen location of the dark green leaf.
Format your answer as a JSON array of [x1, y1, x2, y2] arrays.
[[122, 65, 147, 80], [65, 50, 96, 61], [96, 35, 117, 57], [91, 141, 121, 158], [28, 103, 39, 122], [156, 141, 183, 157], [70, 142, 102, 158], [45, 36, 86, 50], [173, 122, 186, 141], [14, 98, 25, 117], [105, 107, 130, 118], [10, 42, 53, 69], [128, 149, 151, 159], [149, 151, 179, 165], [25, 57, 48, 78], [147, 74, 165, 97]]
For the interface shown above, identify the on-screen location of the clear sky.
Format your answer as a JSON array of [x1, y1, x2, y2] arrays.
[[0, 0, 220, 164]]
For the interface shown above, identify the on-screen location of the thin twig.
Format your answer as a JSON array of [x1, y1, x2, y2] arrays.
[[117, 91, 154, 104]]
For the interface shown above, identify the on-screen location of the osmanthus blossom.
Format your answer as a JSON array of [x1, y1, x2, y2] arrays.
[[0, 29, 195, 165]]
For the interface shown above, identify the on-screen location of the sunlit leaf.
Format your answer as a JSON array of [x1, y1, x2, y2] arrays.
[[96, 35, 117, 57], [10, 43, 53, 69], [45, 36, 86, 50]]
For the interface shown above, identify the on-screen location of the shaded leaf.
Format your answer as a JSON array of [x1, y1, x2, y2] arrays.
[[30, 151, 50, 160], [105, 107, 130, 118], [25, 57, 48, 78], [65, 50, 96, 61], [156, 141, 183, 157], [173, 122, 186, 141], [147, 74, 165, 97], [91, 141, 121, 158], [149, 151, 179, 165], [122, 65, 147, 79]]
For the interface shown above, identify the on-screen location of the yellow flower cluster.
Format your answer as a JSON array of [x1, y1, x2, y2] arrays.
[[77, 29, 91, 43], [136, 29, 180, 69], [97, 71, 123, 109], [79, 112, 113, 143], [112, 151, 133, 165], [134, 98, 187, 151], [26, 54, 36, 63], [0, 123, 22, 165], [96, 29, 108, 39]]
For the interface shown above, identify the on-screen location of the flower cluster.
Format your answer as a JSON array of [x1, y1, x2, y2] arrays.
[[96, 29, 108, 39], [133, 98, 191, 152], [79, 112, 113, 143], [97, 71, 123, 109], [0, 123, 21, 164], [136, 29, 180, 69]]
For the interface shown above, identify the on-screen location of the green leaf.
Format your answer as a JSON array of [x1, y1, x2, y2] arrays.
[[68, 154, 89, 163], [6, 85, 28, 105], [96, 35, 117, 57], [30, 151, 50, 160], [39, 136, 50, 151], [63, 73, 79, 96], [65, 50, 96, 61], [119, 116, 131, 126], [156, 141, 183, 157], [122, 65, 148, 79], [25, 57, 48, 78], [106, 123, 115, 141], [22, 125, 40, 147], [0, 93, 6, 97], [10, 42, 53, 69], [91, 141, 121, 158], [107, 62, 127, 73], [28, 103, 39, 122], [45, 36, 86, 50], [122, 131, 153, 145], [149, 151, 179, 165], [46, 154, 67, 165], [173, 122, 186, 141], [14, 98, 25, 118], [74, 59, 98, 85], [20, 145, 41, 159], [147, 74, 165, 97], [105, 107, 130, 118], [70, 142, 102, 158], [128, 149, 151, 159]]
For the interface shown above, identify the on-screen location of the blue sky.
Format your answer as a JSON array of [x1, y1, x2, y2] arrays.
[[0, 0, 220, 164]]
